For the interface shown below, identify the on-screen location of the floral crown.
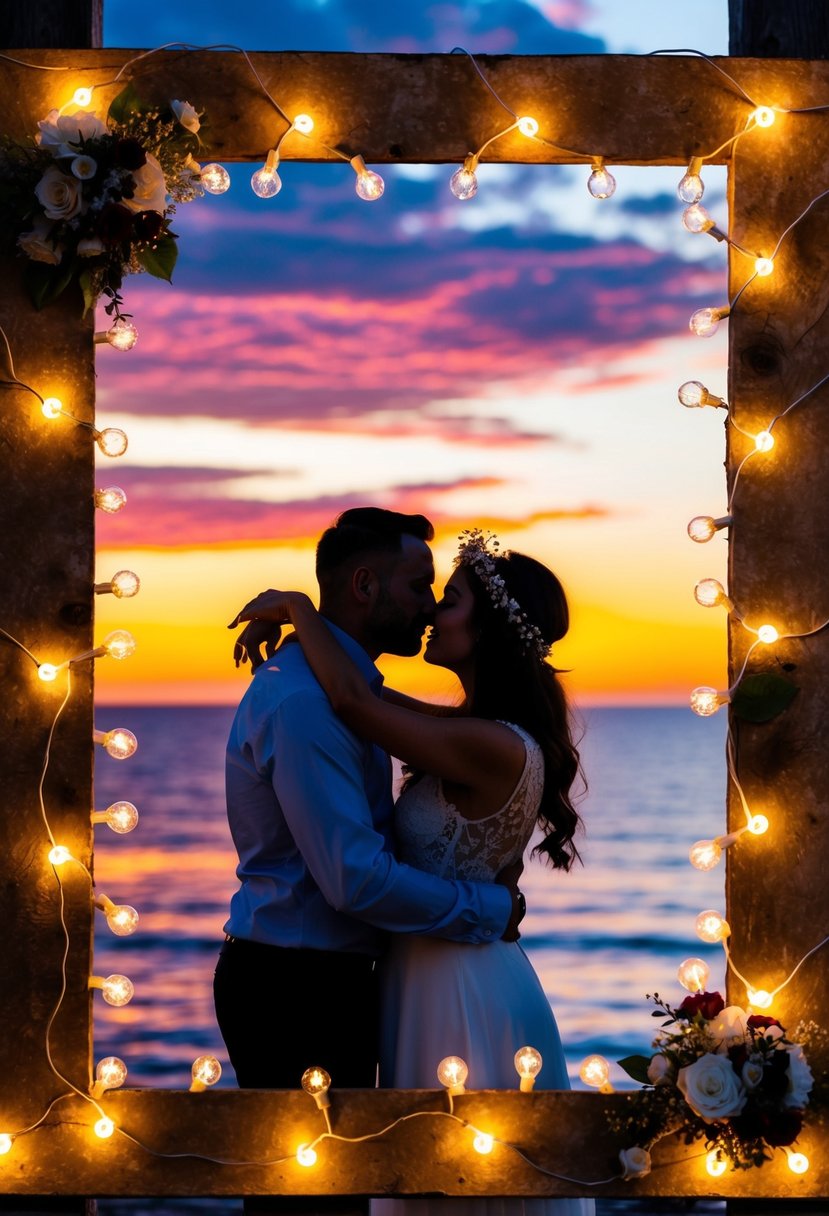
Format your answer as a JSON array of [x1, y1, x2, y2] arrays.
[[454, 529, 551, 661]]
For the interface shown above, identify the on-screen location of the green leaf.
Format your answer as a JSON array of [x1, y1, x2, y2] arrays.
[[136, 235, 178, 283], [107, 83, 146, 126], [78, 268, 97, 317], [732, 672, 799, 723], [24, 257, 79, 310], [617, 1054, 652, 1085]]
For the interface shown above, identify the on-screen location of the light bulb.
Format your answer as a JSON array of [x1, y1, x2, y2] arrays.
[[90, 1056, 127, 1099], [754, 430, 775, 452], [201, 163, 231, 194], [42, 397, 63, 419], [751, 106, 775, 128], [90, 974, 135, 1006], [49, 845, 73, 866], [706, 1149, 727, 1178], [517, 115, 538, 137], [747, 987, 773, 1009], [296, 1144, 317, 1167], [92, 800, 139, 834], [689, 839, 722, 871], [678, 171, 704, 204], [677, 381, 726, 409], [72, 86, 93, 106], [355, 169, 384, 201], [754, 257, 774, 277], [107, 319, 138, 351], [190, 1055, 222, 1091], [687, 514, 731, 543], [101, 630, 137, 660], [0, 1134, 11, 1154], [95, 486, 127, 513], [694, 578, 729, 609], [437, 1056, 469, 1093], [96, 896, 139, 937], [107, 570, 140, 598], [93, 728, 138, 760], [587, 162, 616, 199], [94, 1116, 115, 1139], [748, 814, 769, 835], [682, 204, 713, 233], [301, 1066, 332, 1108], [690, 686, 727, 717], [514, 1046, 543, 1091], [677, 957, 710, 992], [757, 624, 779, 644], [579, 1055, 610, 1089], [787, 1151, 809, 1174], [690, 307, 728, 338], [293, 114, 314, 134], [695, 909, 730, 943], [473, 1131, 494, 1154], [450, 155, 479, 201], [251, 165, 282, 198], [96, 428, 128, 457], [38, 663, 59, 682]]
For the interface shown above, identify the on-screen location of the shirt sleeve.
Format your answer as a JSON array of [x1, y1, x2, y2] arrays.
[[266, 687, 511, 943]]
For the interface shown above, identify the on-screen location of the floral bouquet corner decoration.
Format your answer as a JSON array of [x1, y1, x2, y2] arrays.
[[616, 991, 813, 1172], [0, 84, 206, 315]]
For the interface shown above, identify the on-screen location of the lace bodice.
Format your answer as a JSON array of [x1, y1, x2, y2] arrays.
[[394, 722, 544, 882]]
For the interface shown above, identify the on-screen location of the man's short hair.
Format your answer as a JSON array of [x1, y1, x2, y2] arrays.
[[315, 507, 434, 582]]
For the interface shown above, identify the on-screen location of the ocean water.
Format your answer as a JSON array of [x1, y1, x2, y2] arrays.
[[92, 705, 728, 1216]]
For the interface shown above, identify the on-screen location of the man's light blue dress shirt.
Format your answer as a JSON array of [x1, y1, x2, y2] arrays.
[[224, 622, 511, 954]]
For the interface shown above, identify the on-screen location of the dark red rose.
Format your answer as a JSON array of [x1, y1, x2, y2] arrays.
[[132, 210, 164, 242], [731, 1108, 764, 1140], [113, 138, 147, 170], [761, 1108, 803, 1147], [678, 991, 725, 1020], [96, 203, 134, 244], [747, 1014, 784, 1033]]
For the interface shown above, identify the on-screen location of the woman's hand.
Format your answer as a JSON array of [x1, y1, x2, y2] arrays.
[[228, 590, 311, 671]]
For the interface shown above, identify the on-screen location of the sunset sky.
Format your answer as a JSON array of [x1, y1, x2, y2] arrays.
[[93, 0, 732, 705]]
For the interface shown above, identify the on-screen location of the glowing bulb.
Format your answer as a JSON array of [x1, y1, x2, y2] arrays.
[[73, 87, 93, 107], [579, 1055, 610, 1090], [190, 1055, 222, 1091], [293, 114, 314, 134], [706, 1149, 727, 1177], [757, 624, 779, 644], [754, 257, 774, 277], [38, 663, 59, 682], [96, 428, 128, 457], [296, 1144, 317, 1167], [450, 155, 479, 200], [301, 1066, 332, 1108], [93, 728, 138, 760], [678, 170, 704, 204], [437, 1056, 469, 1093], [42, 397, 63, 419], [0, 1134, 11, 1154], [98, 896, 139, 936], [787, 1151, 809, 1174], [201, 163, 231, 194], [90, 1056, 127, 1099], [514, 1046, 543, 1091], [690, 686, 727, 717], [682, 204, 713, 233], [690, 306, 729, 338], [755, 430, 775, 452], [677, 381, 726, 409], [687, 514, 731, 543], [748, 814, 769, 835], [107, 319, 138, 350], [90, 974, 135, 1006], [100, 629, 136, 660], [689, 840, 722, 871], [473, 1131, 494, 1154], [751, 106, 775, 128], [94, 1117, 115, 1139], [48, 845, 73, 866], [517, 115, 538, 137], [95, 486, 127, 513], [111, 570, 141, 598], [677, 957, 711, 992], [351, 157, 385, 201], [694, 578, 729, 609], [695, 909, 730, 943], [587, 162, 616, 199], [747, 987, 773, 1009], [92, 800, 139, 834], [251, 165, 282, 198]]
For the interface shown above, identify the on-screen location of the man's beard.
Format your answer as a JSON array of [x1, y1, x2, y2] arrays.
[[368, 587, 428, 656]]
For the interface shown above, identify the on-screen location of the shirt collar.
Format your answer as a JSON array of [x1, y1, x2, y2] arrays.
[[322, 618, 384, 692]]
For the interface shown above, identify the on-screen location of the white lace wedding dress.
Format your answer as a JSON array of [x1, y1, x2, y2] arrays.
[[373, 723, 594, 1216]]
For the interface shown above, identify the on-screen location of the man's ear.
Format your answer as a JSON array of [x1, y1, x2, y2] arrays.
[[351, 565, 377, 604]]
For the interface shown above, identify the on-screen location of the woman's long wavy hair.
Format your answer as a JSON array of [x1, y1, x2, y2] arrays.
[[460, 550, 584, 870]]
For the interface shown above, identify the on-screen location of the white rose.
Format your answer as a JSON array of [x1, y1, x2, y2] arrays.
[[37, 109, 108, 157], [647, 1054, 673, 1086], [122, 152, 167, 215], [34, 166, 83, 220], [17, 218, 63, 264], [171, 99, 200, 134], [77, 235, 105, 257], [677, 1053, 747, 1122], [741, 1057, 765, 1091], [71, 155, 97, 180], [619, 1147, 651, 1180], [784, 1045, 814, 1109], [707, 1005, 748, 1051]]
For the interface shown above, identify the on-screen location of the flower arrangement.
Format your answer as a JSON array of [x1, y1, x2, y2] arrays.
[[616, 990, 814, 1172], [0, 84, 205, 315]]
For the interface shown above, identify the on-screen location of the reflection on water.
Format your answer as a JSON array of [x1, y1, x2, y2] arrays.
[[93, 706, 727, 1215]]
